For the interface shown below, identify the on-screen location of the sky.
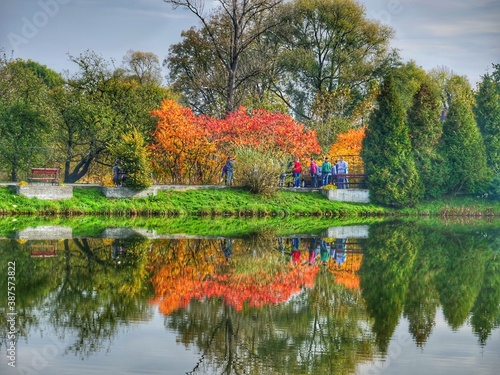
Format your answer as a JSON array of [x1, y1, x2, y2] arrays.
[[1, 0, 499, 86]]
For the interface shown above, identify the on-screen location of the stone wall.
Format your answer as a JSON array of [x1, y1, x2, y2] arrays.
[[322, 188, 370, 204], [15, 226, 73, 240], [101, 185, 226, 198], [13, 185, 73, 200]]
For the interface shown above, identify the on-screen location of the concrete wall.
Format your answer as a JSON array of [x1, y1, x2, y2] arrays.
[[324, 225, 369, 239], [15, 226, 73, 240], [322, 188, 370, 204], [13, 185, 73, 200], [101, 185, 227, 198]]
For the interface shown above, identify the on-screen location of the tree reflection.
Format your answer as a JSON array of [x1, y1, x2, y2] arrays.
[[0, 236, 154, 358]]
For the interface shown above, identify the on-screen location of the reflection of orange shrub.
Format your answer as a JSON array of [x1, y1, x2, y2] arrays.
[[152, 263, 319, 314], [329, 254, 362, 290]]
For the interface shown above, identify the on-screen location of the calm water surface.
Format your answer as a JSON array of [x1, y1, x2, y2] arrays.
[[0, 220, 499, 374]]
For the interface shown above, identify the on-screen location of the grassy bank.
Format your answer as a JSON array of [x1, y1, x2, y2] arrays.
[[0, 186, 499, 217]]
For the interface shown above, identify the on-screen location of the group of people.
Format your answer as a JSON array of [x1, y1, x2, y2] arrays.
[[220, 155, 348, 188], [283, 237, 348, 267], [287, 156, 349, 188]]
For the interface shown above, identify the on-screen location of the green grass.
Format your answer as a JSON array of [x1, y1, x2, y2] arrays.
[[0, 186, 499, 218]]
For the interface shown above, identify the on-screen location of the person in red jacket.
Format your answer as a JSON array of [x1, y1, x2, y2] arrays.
[[292, 157, 302, 188]]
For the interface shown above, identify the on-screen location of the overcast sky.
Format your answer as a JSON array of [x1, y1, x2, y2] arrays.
[[1, 0, 499, 86]]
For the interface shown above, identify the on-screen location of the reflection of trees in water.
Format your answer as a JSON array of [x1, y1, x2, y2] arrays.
[[361, 221, 500, 349], [0, 237, 154, 359], [166, 268, 375, 375], [360, 222, 421, 352]]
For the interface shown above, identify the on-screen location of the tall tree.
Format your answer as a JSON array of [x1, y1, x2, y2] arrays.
[[273, 0, 393, 147], [165, 0, 285, 115], [407, 82, 444, 198], [51, 50, 172, 183], [475, 65, 500, 174], [438, 94, 491, 194], [361, 74, 423, 207], [0, 57, 59, 181]]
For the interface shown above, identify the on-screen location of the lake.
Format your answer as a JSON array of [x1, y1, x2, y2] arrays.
[[0, 218, 499, 374]]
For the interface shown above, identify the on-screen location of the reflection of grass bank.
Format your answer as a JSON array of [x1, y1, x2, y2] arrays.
[[0, 215, 382, 238], [1, 186, 499, 218]]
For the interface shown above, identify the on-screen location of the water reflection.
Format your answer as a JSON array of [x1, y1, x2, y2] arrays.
[[0, 221, 498, 374]]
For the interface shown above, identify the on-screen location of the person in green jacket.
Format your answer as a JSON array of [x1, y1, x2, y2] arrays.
[[321, 157, 332, 186]]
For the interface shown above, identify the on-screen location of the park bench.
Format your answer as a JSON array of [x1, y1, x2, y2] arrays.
[[30, 244, 57, 258], [29, 168, 59, 184]]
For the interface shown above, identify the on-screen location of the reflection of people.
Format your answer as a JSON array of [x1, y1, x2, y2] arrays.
[[308, 238, 319, 265], [111, 240, 126, 263], [221, 238, 233, 261], [278, 237, 285, 253], [320, 239, 330, 266], [334, 238, 348, 265], [291, 237, 300, 264]]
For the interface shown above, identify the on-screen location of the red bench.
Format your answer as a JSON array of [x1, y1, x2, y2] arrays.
[[29, 168, 59, 184]]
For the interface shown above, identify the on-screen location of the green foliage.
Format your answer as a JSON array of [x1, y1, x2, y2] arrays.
[[362, 74, 423, 207], [407, 82, 445, 198], [0, 58, 58, 181], [439, 95, 491, 194], [233, 146, 289, 197], [109, 129, 152, 190], [475, 68, 500, 174]]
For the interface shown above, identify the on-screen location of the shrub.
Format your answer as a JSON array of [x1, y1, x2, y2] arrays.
[[108, 129, 152, 191], [233, 146, 287, 196]]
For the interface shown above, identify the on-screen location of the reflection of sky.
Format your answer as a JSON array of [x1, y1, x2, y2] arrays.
[[1, 306, 201, 375], [357, 308, 500, 375]]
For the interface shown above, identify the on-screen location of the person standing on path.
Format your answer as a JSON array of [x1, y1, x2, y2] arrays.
[[309, 158, 318, 187], [321, 157, 332, 186], [336, 157, 348, 188], [292, 157, 302, 188], [222, 157, 234, 186]]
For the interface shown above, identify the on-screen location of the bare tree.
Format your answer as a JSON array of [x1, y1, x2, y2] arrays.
[[164, 0, 284, 115]]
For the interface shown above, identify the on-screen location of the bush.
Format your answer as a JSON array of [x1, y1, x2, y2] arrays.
[[108, 129, 152, 191], [233, 146, 287, 197]]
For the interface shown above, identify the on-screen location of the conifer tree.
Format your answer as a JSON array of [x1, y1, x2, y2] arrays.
[[439, 96, 490, 194], [475, 70, 500, 174], [407, 82, 444, 198], [362, 74, 423, 207]]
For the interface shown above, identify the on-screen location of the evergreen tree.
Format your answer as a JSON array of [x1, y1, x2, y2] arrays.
[[362, 74, 423, 207], [475, 68, 500, 174], [439, 96, 490, 194], [407, 82, 445, 198]]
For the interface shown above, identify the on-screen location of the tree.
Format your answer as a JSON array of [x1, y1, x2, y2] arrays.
[[438, 94, 491, 194], [407, 82, 444, 198], [0, 58, 58, 181], [108, 128, 152, 190], [122, 50, 163, 85], [150, 99, 219, 184], [203, 106, 321, 159], [475, 66, 500, 174], [165, 0, 285, 115], [51, 50, 172, 183], [273, 0, 393, 145], [362, 74, 423, 207]]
